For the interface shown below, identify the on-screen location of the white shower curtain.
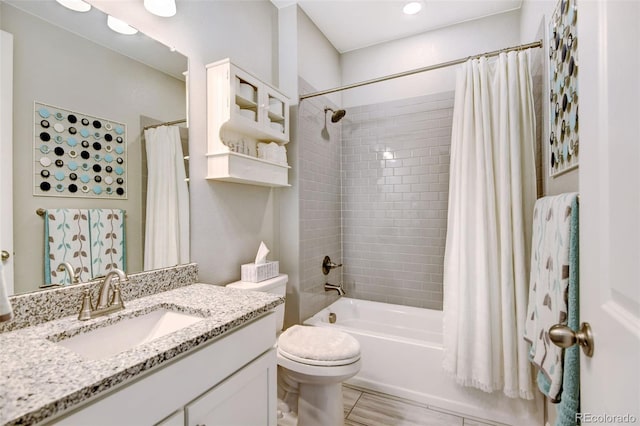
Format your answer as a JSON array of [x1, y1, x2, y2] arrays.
[[143, 125, 190, 270], [442, 51, 536, 400]]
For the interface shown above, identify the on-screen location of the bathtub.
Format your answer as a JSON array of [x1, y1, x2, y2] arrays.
[[304, 298, 542, 426]]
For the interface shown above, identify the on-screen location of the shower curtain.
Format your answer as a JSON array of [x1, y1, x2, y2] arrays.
[[442, 51, 536, 400], [143, 125, 190, 270]]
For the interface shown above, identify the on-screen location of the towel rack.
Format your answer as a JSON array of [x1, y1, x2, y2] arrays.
[[36, 208, 127, 217]]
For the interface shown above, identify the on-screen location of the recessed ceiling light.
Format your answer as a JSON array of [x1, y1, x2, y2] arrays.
[[107, 15, 139, 35], [55, 0, 91, 12], [403, 1, 422, 15], [144, 0, 177, 17]]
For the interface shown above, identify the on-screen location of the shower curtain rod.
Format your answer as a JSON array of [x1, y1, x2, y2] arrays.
[[143, 118, 187, 131], [299, 39, 543, 101]]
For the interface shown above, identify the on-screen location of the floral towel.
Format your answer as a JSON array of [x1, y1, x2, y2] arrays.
[[89, 209, 126, 278], [44, 209, 91, 285], [524, 192, 579, 402]]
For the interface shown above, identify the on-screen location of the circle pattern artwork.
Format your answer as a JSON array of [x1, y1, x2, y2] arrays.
[[548, 0, 578, 176], [34, 102, 127, 198]]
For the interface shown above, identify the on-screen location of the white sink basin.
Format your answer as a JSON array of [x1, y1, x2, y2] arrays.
[[53, 308, 204, 360]]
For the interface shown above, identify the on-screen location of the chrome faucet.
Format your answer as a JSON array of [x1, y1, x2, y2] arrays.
[[78, 269, 127, 321], [57, 262, 80, 285], [324, 282, 345, 296]]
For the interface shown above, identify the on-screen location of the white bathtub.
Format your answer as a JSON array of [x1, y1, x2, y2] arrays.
[[304, 298, 542, 426]]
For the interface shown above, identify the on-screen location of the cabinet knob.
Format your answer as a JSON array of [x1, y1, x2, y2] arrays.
[[1, 250, 9, 261]]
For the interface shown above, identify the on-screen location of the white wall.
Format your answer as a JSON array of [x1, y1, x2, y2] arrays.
[[340, 10, 521, 107], [89, 0, 280, 286], [296, 7, 342, 106], [276, 5, 343, 326]]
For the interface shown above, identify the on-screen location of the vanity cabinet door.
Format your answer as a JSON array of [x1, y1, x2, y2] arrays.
[[185, 348, 277, 426]]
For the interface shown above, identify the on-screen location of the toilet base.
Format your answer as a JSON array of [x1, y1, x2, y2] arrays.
[[297, 382, 344, 426], [277, 385, 345, 426], [277, 398, 298, 426], [276, 347, 360, 426]]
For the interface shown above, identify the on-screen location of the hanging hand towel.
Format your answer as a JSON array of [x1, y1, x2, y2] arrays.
[[555, 196, 580, 425], [0, 261, 13, 322], [88, 209, 126, 278], [524, 192, 578, 402], [44, 209, 91, 284]]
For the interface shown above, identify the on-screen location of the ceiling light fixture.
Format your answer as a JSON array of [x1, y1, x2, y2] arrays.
[[144, 0, 177, 17], [403, 1, 422, 15], [55, 0, 91, 12], [107, 15, 139, 35]]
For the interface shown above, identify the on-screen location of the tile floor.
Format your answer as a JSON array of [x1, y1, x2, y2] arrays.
[[342, 385, 496, 426]]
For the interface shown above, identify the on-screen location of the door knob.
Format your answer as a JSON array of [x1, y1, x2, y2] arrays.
[[1, 250, 9, 262], [549, 322, 594, 357]]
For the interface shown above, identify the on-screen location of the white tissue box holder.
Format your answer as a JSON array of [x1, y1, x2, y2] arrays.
[[241, 261, 279, 283]]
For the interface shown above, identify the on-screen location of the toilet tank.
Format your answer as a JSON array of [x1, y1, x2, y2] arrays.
[[226, 274, 288, 332]]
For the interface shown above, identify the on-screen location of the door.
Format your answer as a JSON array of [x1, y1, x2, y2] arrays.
[[579, 0, 640, 421], [185, 349, 277, 426], [0, 30, 13, 296]]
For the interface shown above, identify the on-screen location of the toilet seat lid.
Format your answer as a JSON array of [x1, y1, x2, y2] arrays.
[[277, 325, 360, 366]]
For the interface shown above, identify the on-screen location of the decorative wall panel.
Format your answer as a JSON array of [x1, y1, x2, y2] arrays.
[[34, 102, 127, 198], [548, 0, 578, 176]]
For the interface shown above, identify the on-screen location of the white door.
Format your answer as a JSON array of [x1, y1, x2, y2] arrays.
[[0, 30, 13, 296], [579, 0, 640, 422]]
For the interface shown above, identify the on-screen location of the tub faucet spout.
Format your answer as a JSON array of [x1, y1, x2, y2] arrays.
[[324, 282, 345, 296]]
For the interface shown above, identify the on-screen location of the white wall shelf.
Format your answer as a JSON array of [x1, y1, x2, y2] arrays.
[[206, 58, 290, 187], [206, 152, 291, 187]]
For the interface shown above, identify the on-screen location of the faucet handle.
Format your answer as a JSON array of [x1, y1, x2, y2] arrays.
[[322, 256, 343, 275], [78, 289, 94, 321], [110, 284, 125, 309]]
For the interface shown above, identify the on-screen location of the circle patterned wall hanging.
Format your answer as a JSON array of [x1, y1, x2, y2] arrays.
[[33, 102, 127, 199], [548, 0, 578, 177]]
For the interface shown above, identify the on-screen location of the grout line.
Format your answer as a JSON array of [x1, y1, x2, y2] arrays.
[[344, 388, 364, 420]]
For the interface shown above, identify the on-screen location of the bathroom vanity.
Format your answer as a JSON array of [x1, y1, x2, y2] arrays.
[[0, 280, 283, 425]]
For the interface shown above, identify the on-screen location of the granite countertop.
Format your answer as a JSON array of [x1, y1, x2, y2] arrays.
[[0, 283, 283, 426]]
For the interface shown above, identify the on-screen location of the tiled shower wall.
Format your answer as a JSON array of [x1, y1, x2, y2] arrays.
[[341, 92, 455, 310], [297, 63, 541, 313], [298, 78, 342, 321]]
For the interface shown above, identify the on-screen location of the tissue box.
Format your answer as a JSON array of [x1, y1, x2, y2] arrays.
[[241, 261, 279, 283]]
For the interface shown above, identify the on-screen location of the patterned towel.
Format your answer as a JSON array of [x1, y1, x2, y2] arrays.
[[44, 209, 91, 284], [524, 192, 579, 402], [88, 209, 126, 278]]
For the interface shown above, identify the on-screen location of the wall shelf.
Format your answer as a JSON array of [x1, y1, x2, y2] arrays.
[[206, 152, 290, 187], [206, 59, 290, 187]]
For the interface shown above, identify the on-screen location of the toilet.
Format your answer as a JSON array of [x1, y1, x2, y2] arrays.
[[226, 274, 361, 426]]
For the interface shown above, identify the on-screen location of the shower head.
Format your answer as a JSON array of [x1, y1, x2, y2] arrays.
[[324, 107, 346, 123]]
